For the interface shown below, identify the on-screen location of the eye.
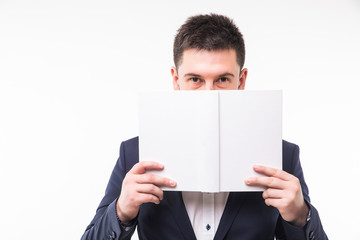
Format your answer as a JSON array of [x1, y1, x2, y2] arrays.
[[190, 77, 201, 83], [218, 77, 229, 83]]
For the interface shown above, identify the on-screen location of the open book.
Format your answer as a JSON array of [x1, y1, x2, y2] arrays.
[[139, 90, 282, 192]]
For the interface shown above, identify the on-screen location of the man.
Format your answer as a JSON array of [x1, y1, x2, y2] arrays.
[[82, 14, 327, 240]]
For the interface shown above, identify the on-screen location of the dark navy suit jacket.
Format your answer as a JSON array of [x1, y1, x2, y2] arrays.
[[82, 137, 327, 240]]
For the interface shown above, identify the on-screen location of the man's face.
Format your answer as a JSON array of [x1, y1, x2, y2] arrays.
[[172, 49, 247, 90]]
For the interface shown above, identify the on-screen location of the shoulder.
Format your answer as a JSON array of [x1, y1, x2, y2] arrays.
[[282, 139, 299, 155], [282, 139, 300, 174], [122, 136, 139, 150], [119, 136, 139, 173]]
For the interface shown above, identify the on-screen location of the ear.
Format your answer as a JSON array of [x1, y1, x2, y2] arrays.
[[237, 68, 248, 90], [171, 66, 180, 90]]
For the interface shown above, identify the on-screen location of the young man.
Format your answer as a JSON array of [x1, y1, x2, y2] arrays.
[[82, 14, 327, 240]]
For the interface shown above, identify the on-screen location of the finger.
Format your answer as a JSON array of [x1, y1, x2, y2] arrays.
[[264, 197, 284, 207], [245, 176, 284, 189], [253, 165, 292, 181], [262, 188, 284, 199], [136, 192, 162, 205], [136, 173, 177, 188], [130, 161, 164, 174], [136, 183, 164, 200]]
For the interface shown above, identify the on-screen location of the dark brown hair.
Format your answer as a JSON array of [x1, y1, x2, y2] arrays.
[[173, 14, 245, 70]]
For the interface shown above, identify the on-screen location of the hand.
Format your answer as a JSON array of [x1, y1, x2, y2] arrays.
[[245, 165, 309, 227], [116, 161, 176, 223]]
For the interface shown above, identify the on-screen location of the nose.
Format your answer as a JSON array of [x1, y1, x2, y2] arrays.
[[204, 81, 215, 90]]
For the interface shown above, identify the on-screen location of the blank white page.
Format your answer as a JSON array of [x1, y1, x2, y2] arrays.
[[139, 91, 219, 192], [219, 90, 282, 191]]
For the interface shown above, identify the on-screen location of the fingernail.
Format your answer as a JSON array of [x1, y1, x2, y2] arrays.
[[253, 165, 261, 170], [169, 180, 176, 186], [245, 177, 254, 184]]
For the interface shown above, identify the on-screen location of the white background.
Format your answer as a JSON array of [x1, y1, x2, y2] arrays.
[[1, 0, 359, 239]]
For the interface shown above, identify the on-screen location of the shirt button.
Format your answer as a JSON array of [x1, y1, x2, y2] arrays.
[[206, 224, 211, 231]]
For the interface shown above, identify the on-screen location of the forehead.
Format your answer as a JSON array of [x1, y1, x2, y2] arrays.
[[178, 49, 240, 76]]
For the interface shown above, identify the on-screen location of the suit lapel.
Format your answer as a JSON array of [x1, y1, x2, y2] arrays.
[[214, 192, 246, 240], [164, 191, 197, 240]]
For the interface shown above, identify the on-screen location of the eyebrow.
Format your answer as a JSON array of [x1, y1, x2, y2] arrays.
[[184, 73, 201, 77], [183, 72, 235, 78], [219, 73, 235, 77]]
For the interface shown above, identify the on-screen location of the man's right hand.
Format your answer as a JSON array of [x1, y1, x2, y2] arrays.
[[116, 161, 176, 223]]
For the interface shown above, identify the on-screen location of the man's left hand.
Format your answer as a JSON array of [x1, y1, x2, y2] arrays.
[[245, 165, 309, 227]]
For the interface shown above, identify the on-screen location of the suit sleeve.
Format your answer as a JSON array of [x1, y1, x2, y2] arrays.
[[276, 142, 328, 240], [81, 141, 138, 240]]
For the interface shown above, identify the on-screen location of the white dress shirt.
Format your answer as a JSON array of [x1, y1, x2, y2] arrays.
[[182, 192, 229, 240]]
